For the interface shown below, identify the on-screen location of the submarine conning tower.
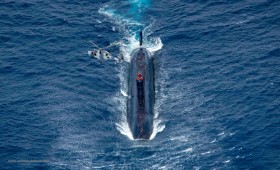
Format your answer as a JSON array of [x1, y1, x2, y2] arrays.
[[127, 45, 155, 139]]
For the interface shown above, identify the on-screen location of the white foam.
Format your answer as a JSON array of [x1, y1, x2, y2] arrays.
[[184, 148, 193, 153], [147, 37, 163, 55], [201, 151, 212, 155], [229, 146, 235, 150], [210, 139, 217, 143], [149, 118, 165, 140], [119, 34, 140, 62], [115, 118, 134, 140], [120, 89, 128, 97], [98, 6, 143, 27], [218, 131, 225, 136], [170, 135, 189, 142], [112, 91, 133, 140], [224, 160, 231, 163]]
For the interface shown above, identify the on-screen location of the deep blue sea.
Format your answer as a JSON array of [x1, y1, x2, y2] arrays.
[[1, 0, 280, 169]]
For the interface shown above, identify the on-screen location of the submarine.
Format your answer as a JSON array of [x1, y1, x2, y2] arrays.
[[127, 31, 155, 139]]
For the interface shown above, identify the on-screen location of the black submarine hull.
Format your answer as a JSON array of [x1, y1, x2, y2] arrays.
[[127, 48, 154, 139]]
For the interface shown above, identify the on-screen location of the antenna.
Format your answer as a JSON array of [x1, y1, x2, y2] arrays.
[[140, 31, 143, 46]]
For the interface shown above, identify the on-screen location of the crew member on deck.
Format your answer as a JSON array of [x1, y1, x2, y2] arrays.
[[136, 73, 143, 81]]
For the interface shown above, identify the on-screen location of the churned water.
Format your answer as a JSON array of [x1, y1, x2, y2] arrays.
[[0, 0, 279, 169]]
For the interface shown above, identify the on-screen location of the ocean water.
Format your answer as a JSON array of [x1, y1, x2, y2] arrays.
[[1, 0, 279, 169]]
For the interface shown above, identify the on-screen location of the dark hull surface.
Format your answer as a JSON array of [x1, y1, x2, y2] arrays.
[[127, 48, 154, 139]]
